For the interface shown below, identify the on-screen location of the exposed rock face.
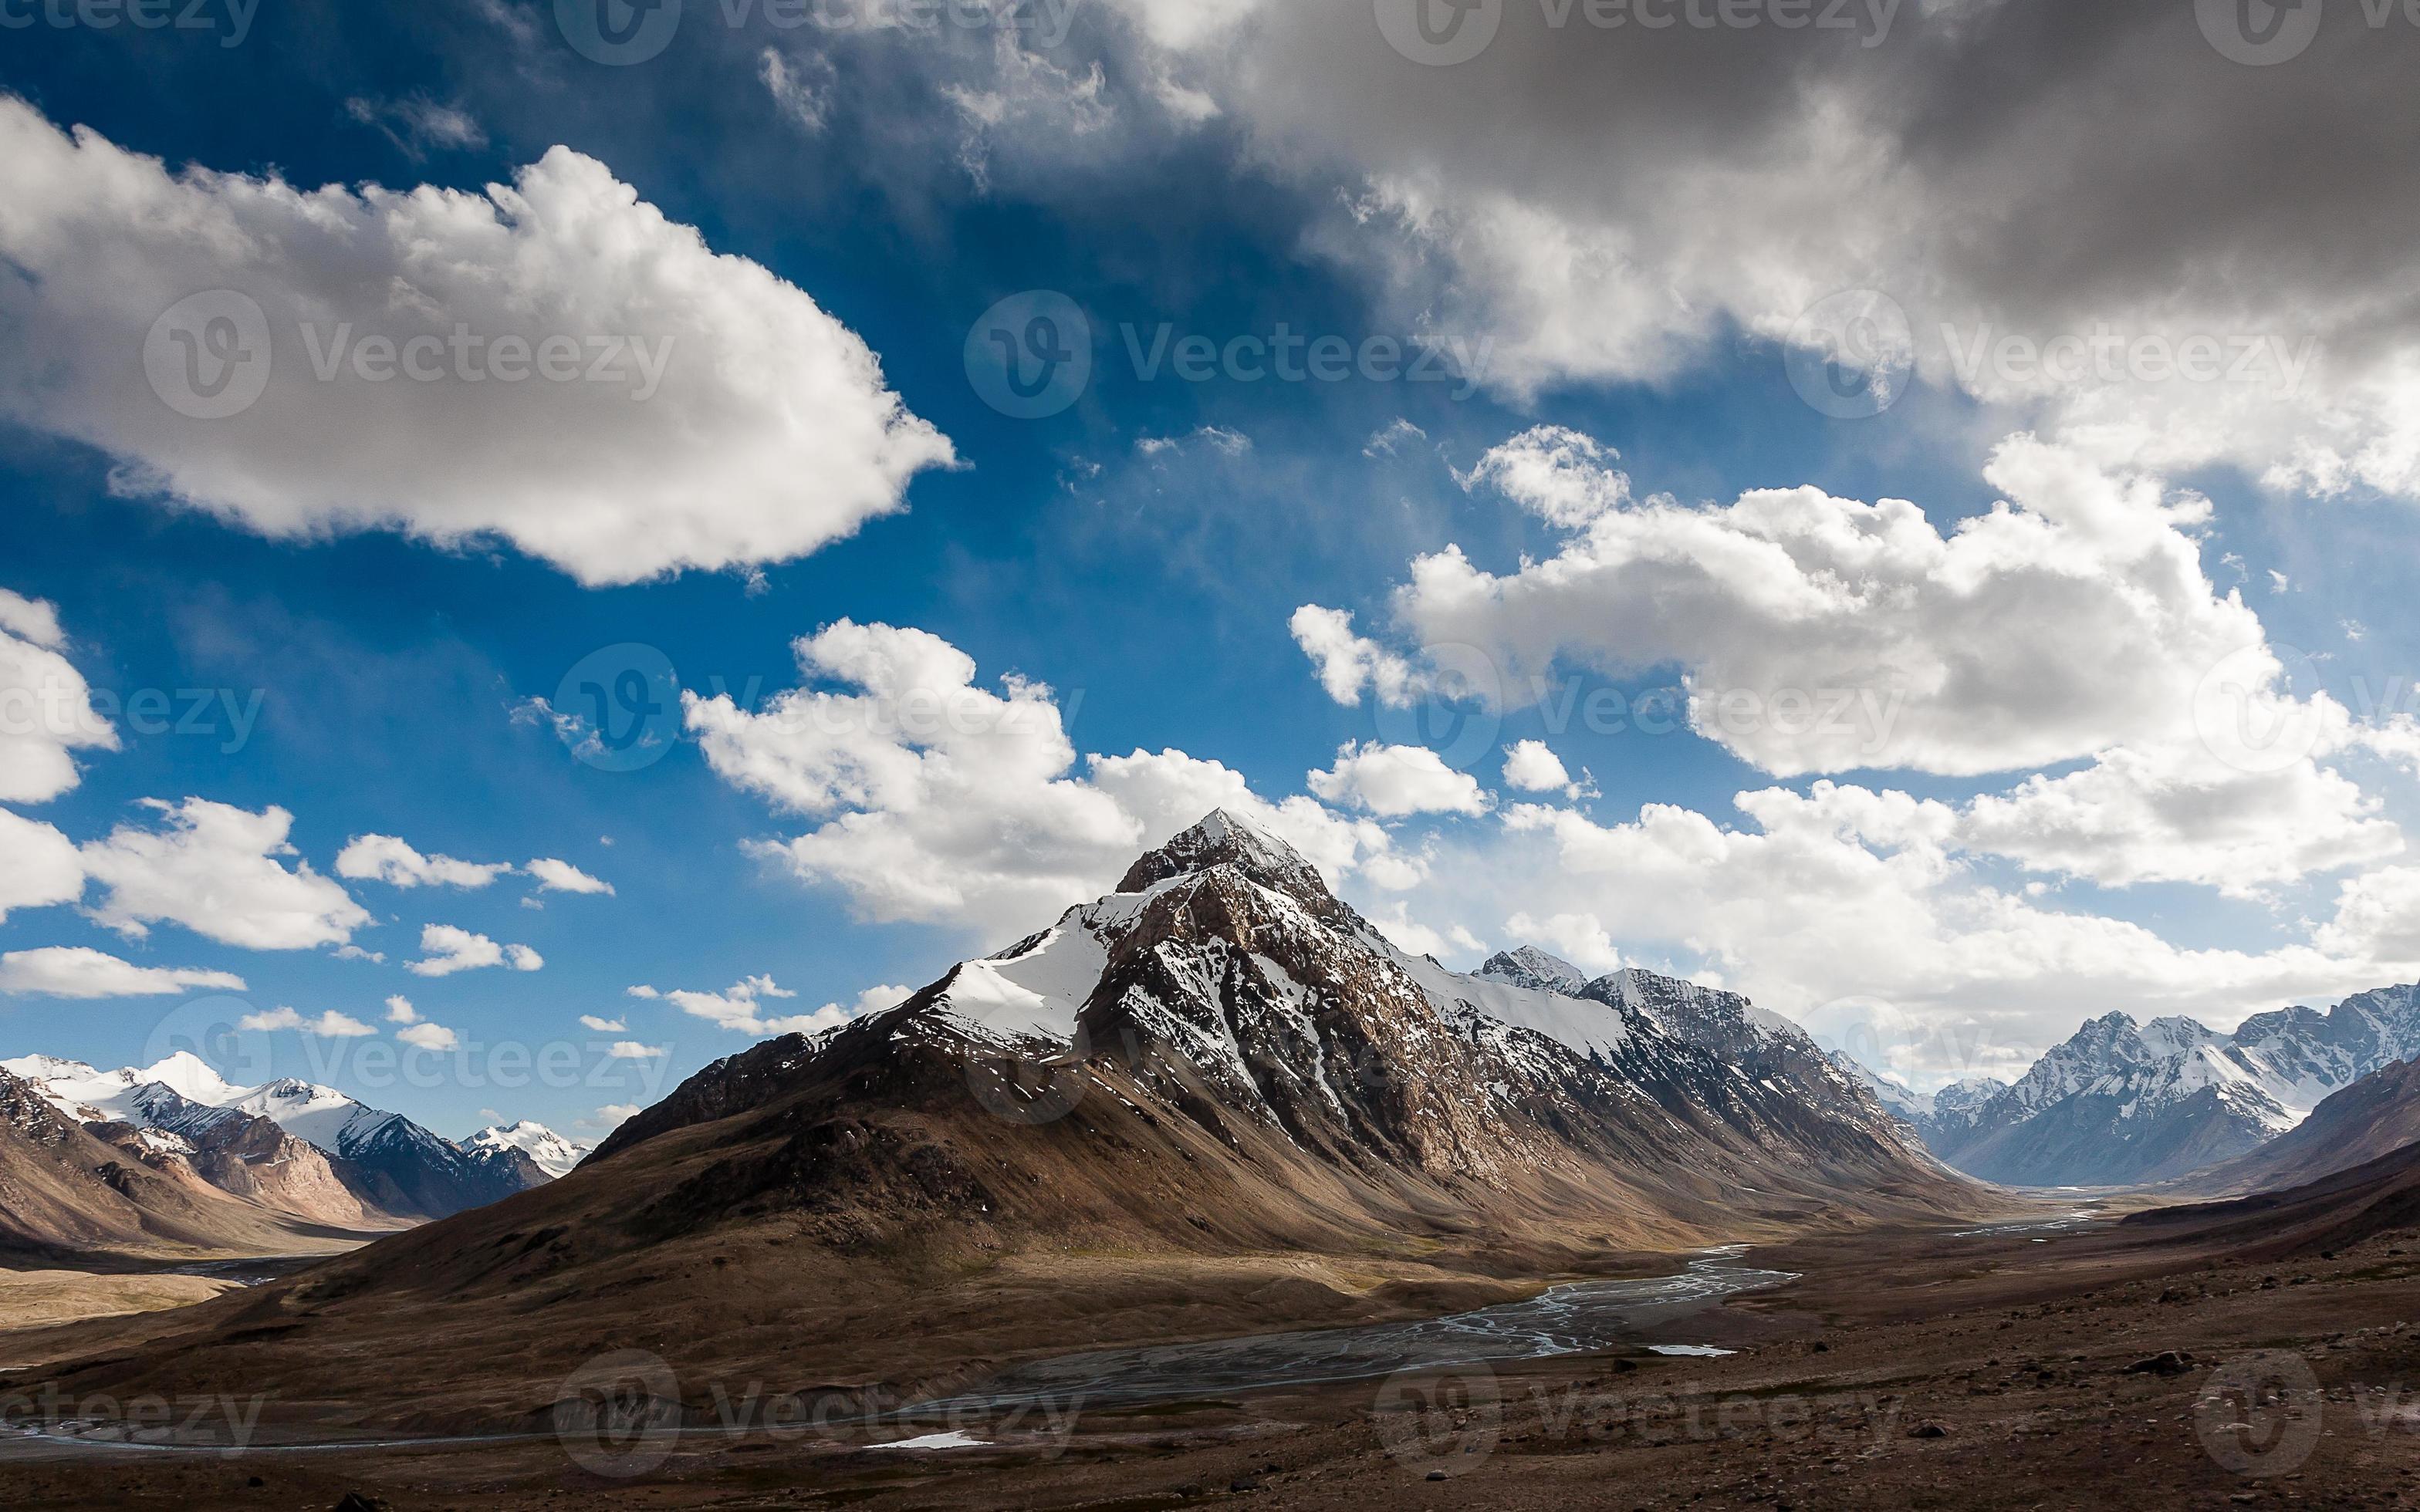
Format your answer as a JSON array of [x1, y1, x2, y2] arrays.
[[1476, 947, 1592, 997], [601, 808, 1959, 1231], [0, 1066, 320, 1257]]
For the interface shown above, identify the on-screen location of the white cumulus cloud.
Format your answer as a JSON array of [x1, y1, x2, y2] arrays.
[[406, 924, 542, 977], [0, 946, 245, 999], [335, 834, 513, 889], [0, 808, 83, 922], [1500, 741, 1575, 796], [396, 1021, 460, 1051], [1306, 741, 1490, 818], [79, 798, 370, 950], [0, 588, 117, 804], [240, 1005, 377, 1038], [0, 96, 954, 587], [524, 857, 613, 895], [687, 619, 1394, 936], [1307, 432, 2405, 896]]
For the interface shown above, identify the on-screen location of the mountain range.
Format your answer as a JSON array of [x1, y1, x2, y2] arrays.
[[1847, 985, 2420, 1187], [2171, 1055, 2420, 1200], [28, 810, 1982, 1423], [0, 1051, 576, 1254]]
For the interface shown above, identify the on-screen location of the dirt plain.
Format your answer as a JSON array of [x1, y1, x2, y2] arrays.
[[3, 1200, 2414, 1510]]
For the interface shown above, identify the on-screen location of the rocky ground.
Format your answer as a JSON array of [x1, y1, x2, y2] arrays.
[[2, 1207, 2413, 1510]]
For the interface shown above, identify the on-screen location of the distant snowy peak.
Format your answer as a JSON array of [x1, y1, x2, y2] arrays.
[[1829, 1051, 1934, 1121], [1476, 947, 1590, 997], [2, 1053, 565, 1217], [0, 1054, 99, 1087], [224, 1077, 421, 1160], [2001, 997, 2418, 1132], [1931, 1078, 2008, 1120], [1915, 984, 2420, 1187], [0, 1051, 241, 1126], [467, 1120, 590, 1179], [132, 1051, 242, 1105]]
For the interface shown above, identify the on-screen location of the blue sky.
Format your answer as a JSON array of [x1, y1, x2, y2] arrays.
[[5, 1, 2420, 1135]]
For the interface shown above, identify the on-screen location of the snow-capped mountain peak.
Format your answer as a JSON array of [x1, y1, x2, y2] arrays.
[[601, 811, 1942, 1227], [0, 1053, 99, 1083], [466, 1120, 590, 1180], [1828, 1051, 1935, 1122], [222, 1078, 402, 1158], [2, 1052, 566, 1219], [132, 1051, 242, 1105], [1901, 981, 2420, 1186], [1475, 947, 1591, 997], [1117, 808, 1331, 906]]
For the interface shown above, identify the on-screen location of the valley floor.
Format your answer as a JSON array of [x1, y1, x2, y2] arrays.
[[0, 1249, 358, 1338], [2, 1205, 2413, 1509], [0, 1268, 238, 1334]]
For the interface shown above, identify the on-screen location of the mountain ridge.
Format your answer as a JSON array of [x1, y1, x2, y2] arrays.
[[2, 1052, 563, 1228], [1863, 985, 2420, 1187], [22, 810, 1988, 1426]]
